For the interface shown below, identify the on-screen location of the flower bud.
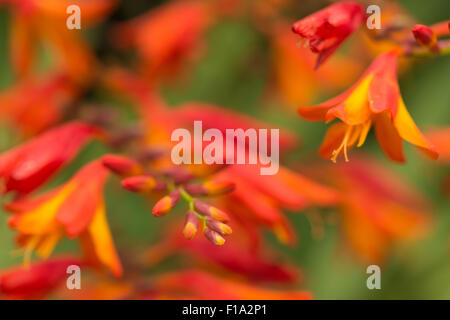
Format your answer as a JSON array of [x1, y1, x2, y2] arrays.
[[203, 228, 226, 246], [102, 154, 141, 176], [164, 168, 195, 184], [121, 175, 157, 193], [206, 217, 232, 236], [412, 24, 437, 49], [183, 211, 199, 240], [193, 199, 229, 223], [152, 190, 181, 217], [184, 184, 208, 196]]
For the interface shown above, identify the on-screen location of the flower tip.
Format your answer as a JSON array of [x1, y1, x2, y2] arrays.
[[152, 196, 172, 217], [121, 175, 156, 193], [204, 228, 226, 246], [102, 154, 141, 176], [152, 190, 181, 217], [183, 222, 197, 240], [412, 24, 437, 49], [183, 210, 199, 239], [210, 207, 230, 223]]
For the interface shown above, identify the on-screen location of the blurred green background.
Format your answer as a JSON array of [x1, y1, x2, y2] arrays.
[[0, 0, 449, 299]]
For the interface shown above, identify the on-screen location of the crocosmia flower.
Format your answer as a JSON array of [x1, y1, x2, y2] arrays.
[[0, 121, 101, 195], [5, 159, 122, 277], [292, 1, 364, 68], [298, 51, 438, 163]]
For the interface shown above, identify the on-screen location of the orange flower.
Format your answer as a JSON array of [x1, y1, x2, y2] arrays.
[[151, 270, 312, 300], [0, 121, 101, 195], [298, 51, 438, 163], [330, 158, 431, 263], [4, 0, 116, 83], [5, 159, 122, 277], [112, 0, 213, 81], [0, 256, 80, 300]]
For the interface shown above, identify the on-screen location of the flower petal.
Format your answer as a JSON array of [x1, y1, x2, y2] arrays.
[[374, 112, 405, 163], [393, 99, 439, 159], [86, 201, 123, 277]]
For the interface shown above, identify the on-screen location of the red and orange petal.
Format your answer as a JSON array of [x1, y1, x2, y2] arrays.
[[0, 121, 101, 195], [0, 74, 74, 136], [4, 160, 121, 277], [427, 127, 450, 162], [153, 270, 312, 300]]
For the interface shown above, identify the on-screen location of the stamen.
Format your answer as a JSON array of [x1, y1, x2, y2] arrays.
[[331, 125, 353, 163], [23, 236, 40, 269]]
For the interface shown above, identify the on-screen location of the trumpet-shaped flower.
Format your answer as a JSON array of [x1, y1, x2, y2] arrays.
[[298, 51, 438, 163], [5, 159, 122, 277]]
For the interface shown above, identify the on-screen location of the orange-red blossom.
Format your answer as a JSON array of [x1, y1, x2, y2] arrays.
[[298, 51, 438, 163], [4, 159, 122, 277]]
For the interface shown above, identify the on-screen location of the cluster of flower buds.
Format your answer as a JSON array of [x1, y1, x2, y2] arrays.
[[102, 153, 235, 245]]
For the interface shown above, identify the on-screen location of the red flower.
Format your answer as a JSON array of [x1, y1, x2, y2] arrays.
[[0, 121, 101, 195], [0, 73, 74, 136], [151, 270, 312, 300], [292, 1, 364, 68], [0, 257, 80, 299]]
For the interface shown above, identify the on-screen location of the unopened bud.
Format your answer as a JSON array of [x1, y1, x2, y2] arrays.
[[183, 211, 199, 240], [102, 154, 141, 176], [193, 199, 229, 223], [152, 190, 181, 217], [412, 24, 438, 49], [184, 184, 208, 196], [121, 175, 157, 193], [164, 168, 195, 184], [206, 217, 232, 236], [203, 228, 226, 246]]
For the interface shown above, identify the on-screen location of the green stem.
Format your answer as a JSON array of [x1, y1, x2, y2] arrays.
[[179, 186, 206, 225]]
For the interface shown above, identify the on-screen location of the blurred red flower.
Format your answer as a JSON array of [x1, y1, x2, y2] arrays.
[[0, 121, 101, 195]]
